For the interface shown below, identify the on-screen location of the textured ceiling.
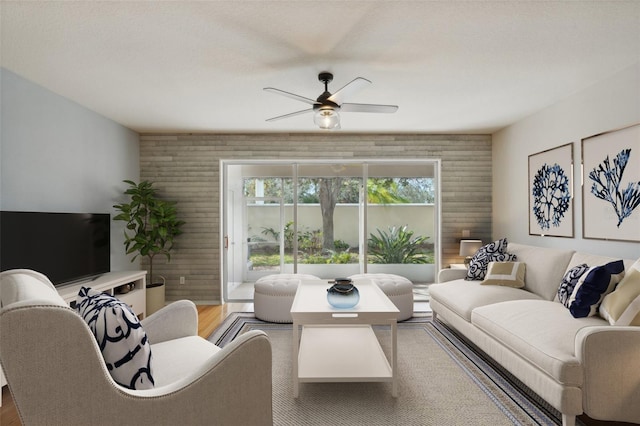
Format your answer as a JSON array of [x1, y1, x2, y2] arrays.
[[2, 1, 639, 134]]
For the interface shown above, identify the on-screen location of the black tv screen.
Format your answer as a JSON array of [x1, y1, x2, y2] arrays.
[[0, 211, 111, 286]]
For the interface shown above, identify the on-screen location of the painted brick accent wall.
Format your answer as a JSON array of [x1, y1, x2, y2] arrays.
[[140, 133, 492, 303]]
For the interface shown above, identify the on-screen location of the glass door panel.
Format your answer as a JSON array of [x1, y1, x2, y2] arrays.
[[223, 163, 294, 302], [245, 196, 285, 284], [365, 162, 437, 283], [296, 163, 362, 278]]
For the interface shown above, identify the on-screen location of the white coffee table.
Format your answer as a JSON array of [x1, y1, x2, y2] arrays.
[[290, 278, 400, 398]]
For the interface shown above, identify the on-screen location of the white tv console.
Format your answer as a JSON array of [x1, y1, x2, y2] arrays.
[[57, 270, 148, 318], [1, 270, 147, 407]]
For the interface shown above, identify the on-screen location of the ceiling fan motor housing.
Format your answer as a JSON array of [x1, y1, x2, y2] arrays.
[[318, 72, 333, 84], [316, 72, 337, 106]]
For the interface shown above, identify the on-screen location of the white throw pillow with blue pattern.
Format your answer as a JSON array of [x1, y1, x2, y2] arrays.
[[76, 287, 154, 390], [557, 263, 590, 307], [465, 238, 517, 281]]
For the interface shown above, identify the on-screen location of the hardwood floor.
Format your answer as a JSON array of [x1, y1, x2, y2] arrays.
[[0, 303, 251, 426]]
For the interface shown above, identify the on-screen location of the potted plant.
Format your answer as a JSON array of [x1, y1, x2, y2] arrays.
[[113, 180, 185, 287]]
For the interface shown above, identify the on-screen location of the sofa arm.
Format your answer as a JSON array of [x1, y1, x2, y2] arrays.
[[575, 326, 640, 423], [140, 299, 198, 344], [437, 268, 468, 283]]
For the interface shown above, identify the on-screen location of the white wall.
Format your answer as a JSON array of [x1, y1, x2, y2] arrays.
[[248, 204, 436, 248], [492, 62, 640, 259], [0, 68, 141, 271]]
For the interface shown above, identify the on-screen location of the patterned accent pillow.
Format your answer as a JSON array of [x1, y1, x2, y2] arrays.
[[465, 238, 517, 281], [481, 261, 526, 288], [600, 258, 640, 325], [76, 287, 154, 390], [557, 264, 590, 308], [567, 260, 626, 318]]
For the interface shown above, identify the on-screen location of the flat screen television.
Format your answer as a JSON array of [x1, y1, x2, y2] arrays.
[[1, 211, 111, 286]]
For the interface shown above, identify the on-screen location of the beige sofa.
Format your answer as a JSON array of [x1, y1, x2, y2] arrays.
[[429, 243, 640, 426]]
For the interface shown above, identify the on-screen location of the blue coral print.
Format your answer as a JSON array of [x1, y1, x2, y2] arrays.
[[532, 163, 571, 230], [589, 148, 640, 227]]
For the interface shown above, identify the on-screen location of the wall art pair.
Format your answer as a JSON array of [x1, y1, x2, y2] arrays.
[[528, 123, 640, 242]]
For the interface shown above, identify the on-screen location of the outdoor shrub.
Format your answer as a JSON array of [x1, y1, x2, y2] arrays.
[[334, 239, 350, 251], [328, 250, 357, 264], [368, 225, 430, 264]]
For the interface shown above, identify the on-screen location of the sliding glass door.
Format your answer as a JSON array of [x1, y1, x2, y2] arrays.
[[222, 160, 439, 302]]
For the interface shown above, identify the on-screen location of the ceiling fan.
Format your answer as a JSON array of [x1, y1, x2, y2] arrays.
[[264, 72, 398, 130]]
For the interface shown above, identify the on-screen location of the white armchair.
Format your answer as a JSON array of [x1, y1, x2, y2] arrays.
[[0, 269, 273, 425]]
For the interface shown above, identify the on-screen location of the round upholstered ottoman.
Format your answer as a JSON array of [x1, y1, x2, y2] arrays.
[[254, 274, 321, 323], [349, 273, 414, 321]]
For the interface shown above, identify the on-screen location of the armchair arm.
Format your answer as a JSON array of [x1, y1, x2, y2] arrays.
[[121, 329, 273, 425], [438, 268, 468, 283], [575, 326, 640, 423], [140, 299, 198, 344]]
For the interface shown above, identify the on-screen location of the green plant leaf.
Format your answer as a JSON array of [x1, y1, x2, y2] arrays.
[[113, 179, 185, 282]]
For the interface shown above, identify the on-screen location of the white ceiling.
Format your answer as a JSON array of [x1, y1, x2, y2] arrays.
[[2, 1, 639, 134]]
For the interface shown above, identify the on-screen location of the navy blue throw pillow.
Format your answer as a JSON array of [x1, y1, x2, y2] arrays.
[[568, 260, 626, 318]]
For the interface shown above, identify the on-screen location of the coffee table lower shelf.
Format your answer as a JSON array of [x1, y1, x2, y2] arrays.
[[297, 325, 393, 385]]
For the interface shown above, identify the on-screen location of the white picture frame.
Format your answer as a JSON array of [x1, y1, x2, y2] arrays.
[[528, 143, 574, 237], [582, 123, 640, 242]]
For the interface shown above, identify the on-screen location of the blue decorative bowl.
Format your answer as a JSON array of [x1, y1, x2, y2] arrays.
[[327, 282, 360, 309]]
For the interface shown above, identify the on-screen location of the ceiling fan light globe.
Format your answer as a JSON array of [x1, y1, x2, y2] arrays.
[[314, 108, 340, 130]]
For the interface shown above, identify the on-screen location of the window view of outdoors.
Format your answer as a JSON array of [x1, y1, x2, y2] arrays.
[[244, 177, 435, 270]]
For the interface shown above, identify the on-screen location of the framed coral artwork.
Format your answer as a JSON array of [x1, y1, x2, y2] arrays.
[[582, 123, 640, 242], [528, 143, 574, 237]]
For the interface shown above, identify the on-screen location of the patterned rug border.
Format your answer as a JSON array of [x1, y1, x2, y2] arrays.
[[208, 312, 582, 426]]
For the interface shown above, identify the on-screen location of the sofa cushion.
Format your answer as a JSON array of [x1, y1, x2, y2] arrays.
[[568, 260, 625, 318], [557, 264, 590, 307], [507, 243, 575, 301], [567, 252, 634, 272], [428, 280, 542, 322], [471, 300, 607, 386], [466, 238, 516, 281], [599, 258, 640, 325], [76, 287, 154, 390], [481, 261, 525, 288], [150, 335, 221, 387]]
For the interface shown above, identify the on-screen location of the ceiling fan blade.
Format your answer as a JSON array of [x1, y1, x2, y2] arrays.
[[340, 103, 399, 113], [265, 108, 313, 122], [327, 77, 371, 105], [264, 87, 318, 105]]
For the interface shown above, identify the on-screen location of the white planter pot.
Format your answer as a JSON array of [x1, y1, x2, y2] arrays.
[[252, 263, 435, 283], [283, 263, 360, 279], [366, 264, 435, 283]]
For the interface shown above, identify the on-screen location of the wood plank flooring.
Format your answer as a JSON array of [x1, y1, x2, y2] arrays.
[[0, 303, 250, 426]]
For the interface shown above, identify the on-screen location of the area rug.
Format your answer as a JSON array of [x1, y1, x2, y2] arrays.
[[208, 313, 582, 426]]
